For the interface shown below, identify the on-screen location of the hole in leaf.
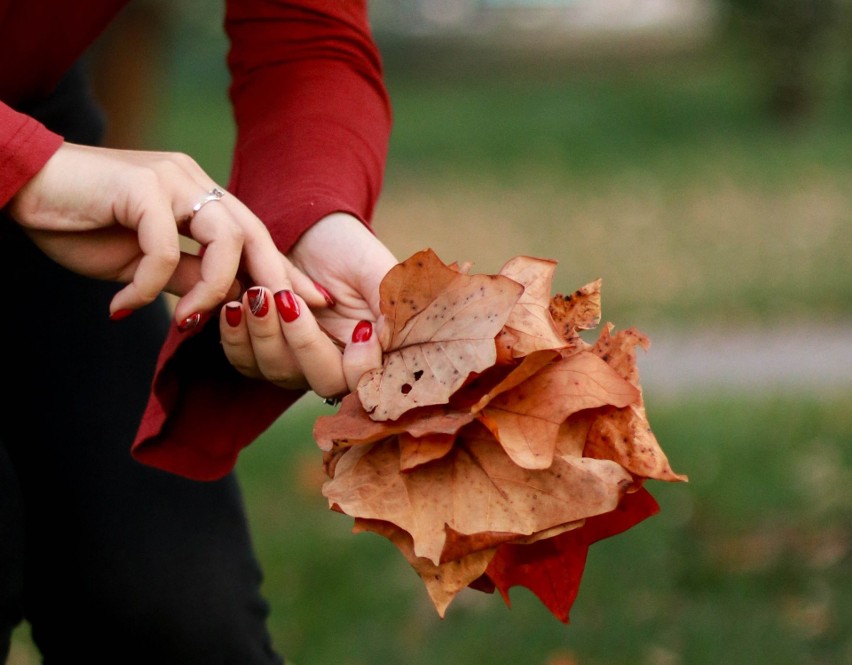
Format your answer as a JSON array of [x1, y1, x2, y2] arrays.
[[413, 370, 424, 381], [401, 383, 412, 395]]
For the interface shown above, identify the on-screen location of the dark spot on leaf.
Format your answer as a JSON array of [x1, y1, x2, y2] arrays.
[[401, 383, 412, 394], [413, 370, 424, 381]]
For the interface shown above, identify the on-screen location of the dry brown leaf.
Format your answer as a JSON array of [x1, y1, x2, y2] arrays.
[[586, 326, 688, 482], [476, 351, 641, 469], [312, 250, 684, 623], [555, 409, 603, 459], [353, 518, 495, 617], [314, 392, 474, 452], [497, 256, 568, 357], [398, 432, 456, 471], [440, 519, 585, 564], [549, 279, 602, 341], [322, 424, 632, 565], [585, 406, 688, 482], [357, 249, 524, 421]]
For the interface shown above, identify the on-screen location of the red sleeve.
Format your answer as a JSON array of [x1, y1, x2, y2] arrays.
[[0, 102, 63, 208], [131, 0, 392, 480], [225, 0, 391, 251]]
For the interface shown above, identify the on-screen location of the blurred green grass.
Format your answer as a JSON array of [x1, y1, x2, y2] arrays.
[[233, 392, 851, 665]]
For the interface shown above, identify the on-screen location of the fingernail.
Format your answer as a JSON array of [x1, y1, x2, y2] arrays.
[[109, 308, 134, 322], [198, 244, 207, 258], [313, 280, 335, 307], [225, 303, 242, 327], [178, 312, 202, 332], [247, 287, 268, 317], [274, 289, 300, 323], [352, 320, 373, 343]]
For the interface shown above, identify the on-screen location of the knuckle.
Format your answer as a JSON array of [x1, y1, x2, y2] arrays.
[[314, 380, 347, 400], [220, 347, 259, 378], [170, 152, 199, 171], [289, 334, 323, 356], [154, 152, 200, 179], [132, 167, 162, 196], [152, 245, 182, 271], [249, 326, 281, 343], [204, 280, 234, 305]]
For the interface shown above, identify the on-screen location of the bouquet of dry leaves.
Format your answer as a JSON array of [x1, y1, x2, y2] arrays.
[[313, 249, 687, 622]]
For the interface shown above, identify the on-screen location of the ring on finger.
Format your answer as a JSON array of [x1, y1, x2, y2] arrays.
[[189, 187, 226, 220]]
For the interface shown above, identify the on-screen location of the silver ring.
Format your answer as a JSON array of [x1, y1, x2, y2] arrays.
[[189, 187, 225, 218]]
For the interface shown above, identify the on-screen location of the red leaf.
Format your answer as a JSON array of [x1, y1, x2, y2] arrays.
[[482, 487, 660, 622]]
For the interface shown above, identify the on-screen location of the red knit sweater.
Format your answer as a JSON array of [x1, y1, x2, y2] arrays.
[[0, 0, 392, 479]]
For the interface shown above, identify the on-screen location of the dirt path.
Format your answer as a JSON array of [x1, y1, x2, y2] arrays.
[[635, 321, 852, 400]]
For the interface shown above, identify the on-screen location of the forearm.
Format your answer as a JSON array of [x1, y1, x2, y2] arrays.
[[225, 0, 392, 252]]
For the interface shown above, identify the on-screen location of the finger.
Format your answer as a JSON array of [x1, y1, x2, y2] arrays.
[[219, 301, 262, 379], [110, 252, 241, 318], [243, 286, 306, 390], [162, 253, 242, 301], [112, 191, 181, 312], [289, 266, 335, 310], [218, 196, 331, 309], [172, 198, 244, 322], [343, 320, 382, 392], [273, 289, 347, 397], [219, 196, 290, 288]]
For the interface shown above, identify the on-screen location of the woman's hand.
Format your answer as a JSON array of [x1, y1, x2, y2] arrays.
[[219, 213, 398, 398], [7, 142, 325, 327]]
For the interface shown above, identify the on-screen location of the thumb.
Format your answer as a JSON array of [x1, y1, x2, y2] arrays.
[[342, 320, 382, 393]]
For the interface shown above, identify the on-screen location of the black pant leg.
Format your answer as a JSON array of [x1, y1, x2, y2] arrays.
[[0, 441, 25, 661], [0, 62, 283, 664]]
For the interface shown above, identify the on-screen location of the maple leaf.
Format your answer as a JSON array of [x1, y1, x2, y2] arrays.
[[322, 423, 633, 566], [357, 249, 524, 421], [475, 350, 641, 469]]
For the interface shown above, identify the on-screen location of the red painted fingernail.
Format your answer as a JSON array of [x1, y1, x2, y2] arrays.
[[247, 287, 268, 317], [225, 303, 242, 327], [313, 280, 335, 307], [352, 320, 373, 343], [109, 308, 134, 321], [178, 312, 202, 332], [274, 289, 300, 323]]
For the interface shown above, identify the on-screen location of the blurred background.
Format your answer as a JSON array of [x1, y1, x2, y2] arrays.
[[11, 1, 850, 663]]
